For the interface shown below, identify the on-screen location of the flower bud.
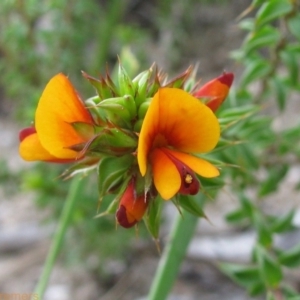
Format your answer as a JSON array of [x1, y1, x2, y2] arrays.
[[79, 127, 137, 156], [137, 99, 151, 120], [133, 69, 152, 107], [97, 96, 137, 126], [82, 71, 116, 100], [194, 72, 234, 112], [118, 64, 135, 97], [116, 179, 149, 228]]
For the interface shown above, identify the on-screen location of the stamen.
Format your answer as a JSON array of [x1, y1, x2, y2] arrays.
[[161, 148, 200, 196], [185, 174, 193, 184]]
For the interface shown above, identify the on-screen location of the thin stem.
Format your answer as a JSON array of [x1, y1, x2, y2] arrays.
[[34, 176, 83, 299], [147, 207, 199, 300]]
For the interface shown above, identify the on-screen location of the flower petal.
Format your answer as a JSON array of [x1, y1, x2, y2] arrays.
[[19, 130, 62, 161], [116, 179, 148, 228], [35, 73, 94, 159], [138, 88, 220, 175], [151, 148, 181, 200], [194, 72, 234, 112], [163, 148, 219, 178]]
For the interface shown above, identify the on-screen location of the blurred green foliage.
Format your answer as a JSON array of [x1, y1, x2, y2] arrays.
[[218, 0, 300, 298], [1, 0, 300, 298]]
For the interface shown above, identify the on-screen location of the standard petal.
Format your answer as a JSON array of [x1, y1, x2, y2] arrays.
[[151, 148, 181, 200], [154, 88, 220, 153], [137, 91, 160, 175], [19, 131, 61, 161], [35, 73, 93, 159], [163, 148, 220, 178]]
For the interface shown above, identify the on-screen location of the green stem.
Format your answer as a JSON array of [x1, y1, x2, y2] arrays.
[[147, 208, 199, 300], [34, 176, 83, 299]]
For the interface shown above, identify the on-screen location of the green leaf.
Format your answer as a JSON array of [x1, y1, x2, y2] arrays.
[[225, 208, 249, 224], [238, 143, 260, 170], [240, 57, 271, 87], [280, 49, 299, 86], [282, 284, 300, 298], [144, 196, 163, 239], [252, 0, 269, 7], [244, 26, 280, 54], [239, 18, 255, 31], [218, 105, 259, 118], [271, 76, 288, 111], [177, 195, 206, 218], [256, 0, 293, 27], [253, 212, 273, 247], [240, 195, 256, 217], [248, 281, 266, 296], [97, 154, 134, 199], [258, 164, 289, 197], [255, 244, 283, 288], [270, 210, 295, 233], [219, 263, 261, 288], [288, 14, 300, 40], [279, 243, 300, 268], [198, 176, 225, 190]]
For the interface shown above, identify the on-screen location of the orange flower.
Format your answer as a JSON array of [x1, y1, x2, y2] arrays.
[[116, 179, 149, 228], [194, 72, 234, 112], [137, 88, 220, 200], [19, 73, 94, 162]]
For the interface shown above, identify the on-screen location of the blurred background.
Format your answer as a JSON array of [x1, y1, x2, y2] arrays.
[[1, 0, 299, 299]]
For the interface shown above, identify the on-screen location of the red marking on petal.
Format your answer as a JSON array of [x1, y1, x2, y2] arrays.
[[178, 167, 200, 195], [116, 205, 138, 228], [19, 127, 36, 142], [193, 72, 234, 112], [161, 148, 200, 196], [116, 179, 149, 228], [218, 72, 234, 87]]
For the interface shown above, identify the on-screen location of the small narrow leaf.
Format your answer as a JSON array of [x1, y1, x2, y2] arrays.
[[255, 245, 283, 288], [256, 0, 292, 27], [288, 14, 300, 40], [270, 210, 295, 233], [258, 164, 289, 197], [177, 195, 206, 218], [97, 154, 134, 199], [219, 263, 261, 288], [279, 243, 300, 268], [240, 57, 271, 87], [144, 196, 163, 239]]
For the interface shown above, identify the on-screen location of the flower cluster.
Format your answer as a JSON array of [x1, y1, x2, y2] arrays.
[[19, 63, 233, 234]]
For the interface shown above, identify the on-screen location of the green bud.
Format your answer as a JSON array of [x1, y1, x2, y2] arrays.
[[71, 122, 95, 140], [134, 69, 152, 107], [85, 96, 107, 124], [137, 98, 151, 119], [97, 95, 137, 126], [97, 154, 134, 200], [118, 63, 135, 97], [132, 69, 149, 84], [164, 65, 193, 89], [123, 95, 137, 119], [133, 119, 143, 132], [147, 70, 161, 97], [87, 127, 137, 155], [82, 71, 116, 100]]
